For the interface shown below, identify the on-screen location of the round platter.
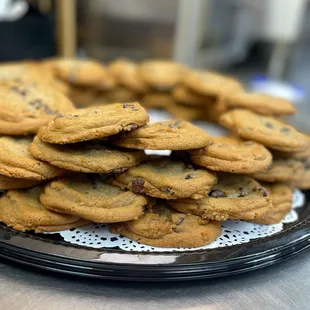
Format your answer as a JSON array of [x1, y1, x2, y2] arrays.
[[0, 191, 310, 281]]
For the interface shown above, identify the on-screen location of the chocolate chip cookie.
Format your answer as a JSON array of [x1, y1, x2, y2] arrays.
[[112, 120, 211, 150], [251, 158, 304, 183], [0, 136, 65, 180], [138, 60, 187, 91], [38, 102, 149, 144], [40, 175, 148, 223], [253, 183, 293, 224], [168, 174, 271, 221], [109, 200, 221, 248], [0, 62, 69, 94], [109, 157, 217, 199], [0, 82, 74, 135], [29, 136, 145, 173], [219, 109, 308, 152], [183, 71, 243, 97], [53, 58, 115, 90], [0, 186, 90, 232], [189, 137, 272, 174], [226, 92, 296, 116]]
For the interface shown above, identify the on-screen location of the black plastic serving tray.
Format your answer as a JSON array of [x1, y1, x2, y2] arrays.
[[1, 191, 310, 281]]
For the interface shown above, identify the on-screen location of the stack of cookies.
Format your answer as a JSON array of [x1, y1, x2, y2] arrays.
[[0, 56, 308, 249]]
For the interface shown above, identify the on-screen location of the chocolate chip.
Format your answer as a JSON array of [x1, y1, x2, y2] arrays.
[[265, 122, 274, 129], [161, 186, 175, 196], [176, 217, 185, 226], [29, 99, 56, 115], [123, 103, 139, 111], [257, 187, 268, 197], [131, 177, 145, 193], [127, 123, 138, 131], [11, 85, 27, 96], [280, 127, 290, 134], [172, 227, 180, 233], [209, 190, 226, 198], [112, 167, 127, 174], [238, 187, 248, 197], [184, 174, 194, 179]]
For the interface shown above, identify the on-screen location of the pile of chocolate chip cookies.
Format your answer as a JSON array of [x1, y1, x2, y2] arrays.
[[0, 57, 308, 249]]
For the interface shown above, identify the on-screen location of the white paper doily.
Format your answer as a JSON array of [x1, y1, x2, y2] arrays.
[[49, 189, 305, 252]]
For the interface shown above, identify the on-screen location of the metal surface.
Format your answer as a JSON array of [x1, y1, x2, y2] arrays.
[[1, 250, 310, 310]]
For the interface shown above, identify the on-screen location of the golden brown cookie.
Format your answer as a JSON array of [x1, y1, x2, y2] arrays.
[[168, 174, 271, 221], [112, 120, 211, 150], [253, 183, 293, 224], [183, 71, 243, 97], [38, 102, 149, 144], [29, 136, 145, 173], [0, 62, 69, 94], [226, 92, 295, 116], [40, 175, 148, 223], [109, 200, 221, 248], [0, 82, 75, 135], [0, 136, 65, 180], [0, 186, 90, 232], [219, 109, 308, 152], [251, 158, 304, 183], [109, 157, 217, 199], [138, 60, 187, 91], [52, 58, 115, 90], [189, 137, 272, 174]]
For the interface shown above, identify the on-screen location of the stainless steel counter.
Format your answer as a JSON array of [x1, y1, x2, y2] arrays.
[[1, 250, 309, 310]]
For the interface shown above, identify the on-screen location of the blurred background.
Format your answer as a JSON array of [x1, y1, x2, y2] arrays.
[[0, 0, 309, 129]]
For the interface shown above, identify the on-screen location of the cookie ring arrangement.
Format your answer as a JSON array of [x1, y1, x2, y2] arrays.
[[0, 58, 309, 254]]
